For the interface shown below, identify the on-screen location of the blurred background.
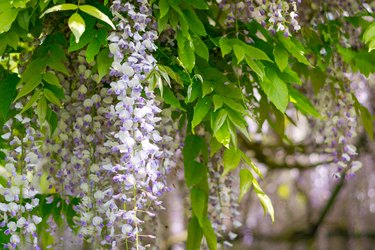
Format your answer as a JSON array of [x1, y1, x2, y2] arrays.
[[155, 74, 375, 250]]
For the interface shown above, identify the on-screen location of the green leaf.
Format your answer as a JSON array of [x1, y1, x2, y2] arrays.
[[159, 0, 170, 18], [21, 89, 42, 113], [233, 44, 245, 63], [245, 44, 272, 62], [253, 178, 275, 222], [43, 88, 61, 106], [188, 0, 209, 9], [158, 65, 183, 86], [68, 13, 85, 43], [209, 137, 222, 157], [48, 110, 58, 134], [212, 95, 223, 112], [363, 22, 375, 44], [223, 147, 241, 176], [226, 108, 251, 141], [0, 74, 18, 119], [222, 96, 247, 114], [191, 187, 207, 222], [215, 121, 230, 148], [96, 48, 113, 82], [261, 68, 289, 112], [183, 135, 204, 165], [18, 58, 46, 85], [40, 3, 78, 18], [358, 104, 374, 140], [78, 5, 115, 30], [183, 7, 206, 36], [11, 0, 31, 8], [245, 56, 264, 80], [219, 37, 232, 57], [162, 86, 184, 110], [192, 96, 212, 130], [37, 96, 48, 123], [201, 217, 218, 250], [0, 8, 19, 33], [178, 38, 195, 72], [185, 161, 206, 188], [68, 27, 95, 52], [239, 168, 254, 201], [15, 74, 42, 101], [212, 109, 228, 135], [43, 72, 61, 87], [17, 9, 30, 30], [86, 38, 101, 63], [240, 152, 263, 179], [193, 36, 209, 61], [279, 35, 311, 66], [186, 217, 204, 250], [47, 56, 69, 75], [273, 45, 288, 72], [288, 86, 320, 118]]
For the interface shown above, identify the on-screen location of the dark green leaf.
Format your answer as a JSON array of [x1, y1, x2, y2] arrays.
[[43, 88, 61, 106], [0, 74, 18, 119], [185, 161, 206, 188], [159, 0, 170, 18], [97, 48, 113, 82], [43, 72, 61, 87]]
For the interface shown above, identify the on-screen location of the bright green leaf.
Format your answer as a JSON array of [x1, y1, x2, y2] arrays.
[[253, 178, 275, 222], [68, 13, 85, 43], [192, 96, 212, 130], [273, 45, 288, 72], [245, 56, 264, 80], [212, 109, 228, 135], [0, 8, 19, 33], [233, 44, 245, 63], [213, 95, 223, 112], [79, 5, 115, 30], [261, 68, 289, 112], [223, 147, 241, 176], [239, 168, 254, 201], [219, 37, 232, 57], [40, 3, 78, 18], [215, 121, 230, 148], [44, 88, 61, 106]]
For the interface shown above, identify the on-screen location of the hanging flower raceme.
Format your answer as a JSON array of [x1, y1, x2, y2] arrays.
[[104, 0, 168, 247], [0, 107, 43, 249], [313, 73, 362, 177]]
